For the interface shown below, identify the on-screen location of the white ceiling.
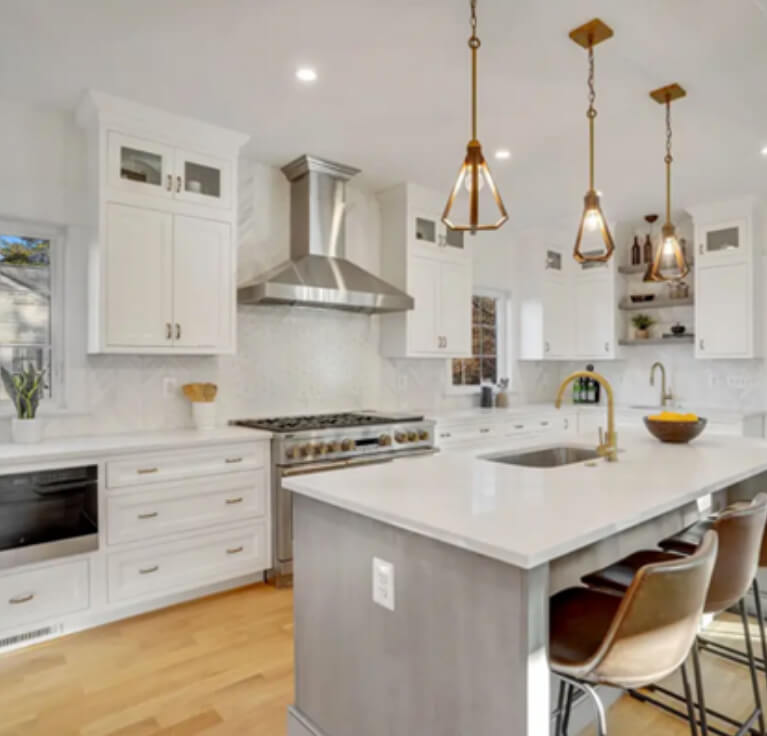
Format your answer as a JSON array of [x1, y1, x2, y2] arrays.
[[1, 0, 766, 228]]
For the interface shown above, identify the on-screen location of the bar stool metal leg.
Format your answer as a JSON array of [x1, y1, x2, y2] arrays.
[[691, 641, 709, 736], [681, 659, 701, 736], [555, 680, 567, 736], [562, 683, 575, 735], [556, 674, 607, 736], [753, 579, 767, 678], [740, 598, 766, 736]]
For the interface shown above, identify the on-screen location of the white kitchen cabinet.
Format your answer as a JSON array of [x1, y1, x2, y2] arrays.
[[105, 204, 173, 347], [78, 90, 248, 354], [574, 272, 616, 359], [689, 197, 762, 359], [104, 205, 234, 351], [379, 183, 473, 358]]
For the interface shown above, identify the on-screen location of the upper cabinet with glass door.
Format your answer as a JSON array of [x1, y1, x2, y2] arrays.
[[107, 133, 233, 211], [689, 197, 758, 267]]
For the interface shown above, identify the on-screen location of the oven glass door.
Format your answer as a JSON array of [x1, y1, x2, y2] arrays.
[[0, 465, 98, 555]]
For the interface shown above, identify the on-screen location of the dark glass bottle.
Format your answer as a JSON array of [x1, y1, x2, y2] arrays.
[[643, 234, 653, 264], [631, 236, 641, 266], [586, 364, 599, 404]]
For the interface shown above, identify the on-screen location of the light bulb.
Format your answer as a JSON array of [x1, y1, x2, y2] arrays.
[[663, 236, 676, 255], [463, 167, 486, 192], [584, 208, 602, 232]]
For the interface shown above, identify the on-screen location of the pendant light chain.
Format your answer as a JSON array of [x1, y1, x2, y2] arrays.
[[665, 98, 673, 224], [468, 0, 480, 141], [587, 43, 597, 191]]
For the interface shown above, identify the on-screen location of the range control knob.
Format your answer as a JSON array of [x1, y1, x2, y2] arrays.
[[327, 441, 341, 453], [418, 430, 429, 441], [313, 443, 327, 456], [407, 432, 417, 442], [285, 446, 297, 460], [394, 432, 406, 443], [341, 439, 355, 451], [300, 444, 312, 458], [378, 434, 392, 447]]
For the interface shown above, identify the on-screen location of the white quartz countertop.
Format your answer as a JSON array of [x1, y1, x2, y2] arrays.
[[285, 430, 767, 569], [0, 426, 270, 466]]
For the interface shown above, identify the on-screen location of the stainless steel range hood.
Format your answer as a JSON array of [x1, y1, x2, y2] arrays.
[[238, 155, 414, 313]]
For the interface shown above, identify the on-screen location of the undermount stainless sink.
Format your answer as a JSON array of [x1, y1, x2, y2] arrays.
[[482, 446, 601, 469]]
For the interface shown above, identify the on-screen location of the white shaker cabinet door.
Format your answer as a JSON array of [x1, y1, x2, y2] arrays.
[[439, 259, 472, 356], [696, 262, 751, 358], [407, 255, 441, 354], [574, 275, 614, 358], [105, 203, 173, 347], [542, 276, 570, 358], [172, 215, 232, 350]]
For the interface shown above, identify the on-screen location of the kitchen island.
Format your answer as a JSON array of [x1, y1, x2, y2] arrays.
[[284, 430, 767, 736]]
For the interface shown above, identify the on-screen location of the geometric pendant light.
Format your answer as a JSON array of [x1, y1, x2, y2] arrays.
[[569, 19, 616, 264], [442, 0, 508, 235], [648, 83, 690, 282]]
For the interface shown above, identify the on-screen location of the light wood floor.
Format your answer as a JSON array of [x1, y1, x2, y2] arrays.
[[0, 584, 763, 735]]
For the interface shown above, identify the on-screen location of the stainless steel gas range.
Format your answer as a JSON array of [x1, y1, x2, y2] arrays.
[[232, 412, 436, 587]]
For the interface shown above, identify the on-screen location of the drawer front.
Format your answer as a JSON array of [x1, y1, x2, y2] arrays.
[[107, 523, 267, 603], [436, 424, 497, 447], [0, 559, 90, 631], [107, 442, 266, 488], [107, 471, 267, 545]]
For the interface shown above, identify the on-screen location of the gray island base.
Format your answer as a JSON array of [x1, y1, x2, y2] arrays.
[[285, 433, 767, 736]]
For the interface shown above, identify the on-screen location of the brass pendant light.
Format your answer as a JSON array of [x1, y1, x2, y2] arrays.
[[648, 83, 690, 282], [442, 0, 508, 235], [570, 19, 615, 263]]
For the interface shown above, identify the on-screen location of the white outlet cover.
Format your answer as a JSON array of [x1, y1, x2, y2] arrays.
[[372, 557, 395, 611]]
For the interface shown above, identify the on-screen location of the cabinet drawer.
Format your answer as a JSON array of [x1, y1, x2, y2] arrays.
[[107, 442, 265, 488], [435, 424, 497, 447], [107, 523, 267, 603], [107, 471, 266, 545], [0, 559, 89, 631]]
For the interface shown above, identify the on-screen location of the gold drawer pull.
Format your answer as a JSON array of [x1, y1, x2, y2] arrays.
[[225, 457, 243, 464], [137, 512, 159, 520], [137, 467, 159, 475], [139, 566, 159, 575], [9, 593, 34, 605], [225, 497, 244, 505], [226, 546, 244, 555]]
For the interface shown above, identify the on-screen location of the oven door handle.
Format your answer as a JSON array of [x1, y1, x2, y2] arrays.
[[280, 455, 395, 477], [32, 481, 98, 496]]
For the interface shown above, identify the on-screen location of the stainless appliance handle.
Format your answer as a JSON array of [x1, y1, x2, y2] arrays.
[[279, 448, 439, 478]]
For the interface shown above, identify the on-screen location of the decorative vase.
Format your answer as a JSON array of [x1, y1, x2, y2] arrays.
[[635, 328, 650, 340], [11, 417, 44, 444], [192, 401, 216, 430]]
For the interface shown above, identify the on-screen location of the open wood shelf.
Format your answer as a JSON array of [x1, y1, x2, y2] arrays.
[[619, 336, 694, 346], [619, 296, 694, 311]]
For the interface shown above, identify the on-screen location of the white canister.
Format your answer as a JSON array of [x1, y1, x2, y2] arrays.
[[11, 417, 44, 443], [192, 401, 216, 430]]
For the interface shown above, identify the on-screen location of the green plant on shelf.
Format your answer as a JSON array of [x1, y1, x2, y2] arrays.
[[631, 314, 656, 330]]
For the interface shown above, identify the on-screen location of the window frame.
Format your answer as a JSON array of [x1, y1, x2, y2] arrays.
[[0, 218, 65, 413], [445, 286, 511, 395]]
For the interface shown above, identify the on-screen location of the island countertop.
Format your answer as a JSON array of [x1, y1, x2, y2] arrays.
[[284, 430, 767, 569]]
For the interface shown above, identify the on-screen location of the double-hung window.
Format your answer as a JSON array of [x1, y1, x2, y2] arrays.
[[0, 221, 63, 405]]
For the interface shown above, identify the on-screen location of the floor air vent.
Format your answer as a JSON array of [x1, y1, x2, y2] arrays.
[[0, 625, 60, 650]]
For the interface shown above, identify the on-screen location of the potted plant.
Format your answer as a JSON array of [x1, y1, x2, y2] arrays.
[[631, 313, 656, 340], [1, 364, 47, 443]]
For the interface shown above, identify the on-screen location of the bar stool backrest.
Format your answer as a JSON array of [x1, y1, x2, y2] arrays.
[[706, 493, 767, 614], [591, 531, 718, 689]]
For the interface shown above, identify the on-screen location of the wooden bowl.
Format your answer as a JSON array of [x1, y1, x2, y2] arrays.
[[643, 417, 707, 444]]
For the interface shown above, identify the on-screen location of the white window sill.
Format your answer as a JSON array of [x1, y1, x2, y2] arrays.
[[0, 404, 90, 419]]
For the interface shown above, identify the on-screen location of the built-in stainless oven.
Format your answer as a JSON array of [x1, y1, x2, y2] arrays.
[[0, 465, 98, 569]]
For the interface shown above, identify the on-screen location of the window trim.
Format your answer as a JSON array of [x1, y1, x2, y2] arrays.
[[445, 286, 511, 395], [0, 218, 65, 413]]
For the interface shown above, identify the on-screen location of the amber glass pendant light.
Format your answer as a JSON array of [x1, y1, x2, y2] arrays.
[[442, 0, 508, 235], [648, 83, 690, 282], [570, 19, 615, 264]]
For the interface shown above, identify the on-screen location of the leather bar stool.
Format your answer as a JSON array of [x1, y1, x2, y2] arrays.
[[550, 531, 718, 736], [659, 503, 767, 680], [581, 494, 767, 736]]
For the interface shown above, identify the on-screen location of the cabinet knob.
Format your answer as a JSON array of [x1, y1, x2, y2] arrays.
[[176, 175, 182, 193], [166, 174, 173, 192], [175, 323, 181, 340], [699, 338, 705, 351], [699, 243, 704, 255], [544, 341, 550, 353], [604, 341, 610, 353], [166, 322, 172, 340]]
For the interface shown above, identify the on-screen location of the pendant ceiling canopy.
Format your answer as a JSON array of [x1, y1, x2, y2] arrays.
[[570, 19, 615, 265], [647, 83, 690, 282], [442, 0, 508, 235]]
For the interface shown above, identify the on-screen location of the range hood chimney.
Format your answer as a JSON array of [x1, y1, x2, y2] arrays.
[[238, 155, 414, 313]]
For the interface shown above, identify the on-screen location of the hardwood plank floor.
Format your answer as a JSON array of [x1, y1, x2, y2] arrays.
[[0, 584, 762, 735]]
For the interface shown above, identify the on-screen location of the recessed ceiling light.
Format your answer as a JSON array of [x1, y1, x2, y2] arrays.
[[761, 145, 767, 156], [494, 149, 511, 160], [296, 67, 317, 83]]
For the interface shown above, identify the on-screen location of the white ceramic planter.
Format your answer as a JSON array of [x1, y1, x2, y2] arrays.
[[192, 401, 216, 430], [11, 417, 44, 444]]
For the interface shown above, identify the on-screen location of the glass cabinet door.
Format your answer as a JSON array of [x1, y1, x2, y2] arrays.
[[174, 149, 232, 210], [413, 213, 465, 251], [107, 132, 174, 198], [699, 220, 745, 262]]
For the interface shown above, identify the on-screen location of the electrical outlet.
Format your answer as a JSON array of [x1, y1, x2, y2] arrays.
[[372, 557, 395, 611], [162, 377, 178, 398]]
